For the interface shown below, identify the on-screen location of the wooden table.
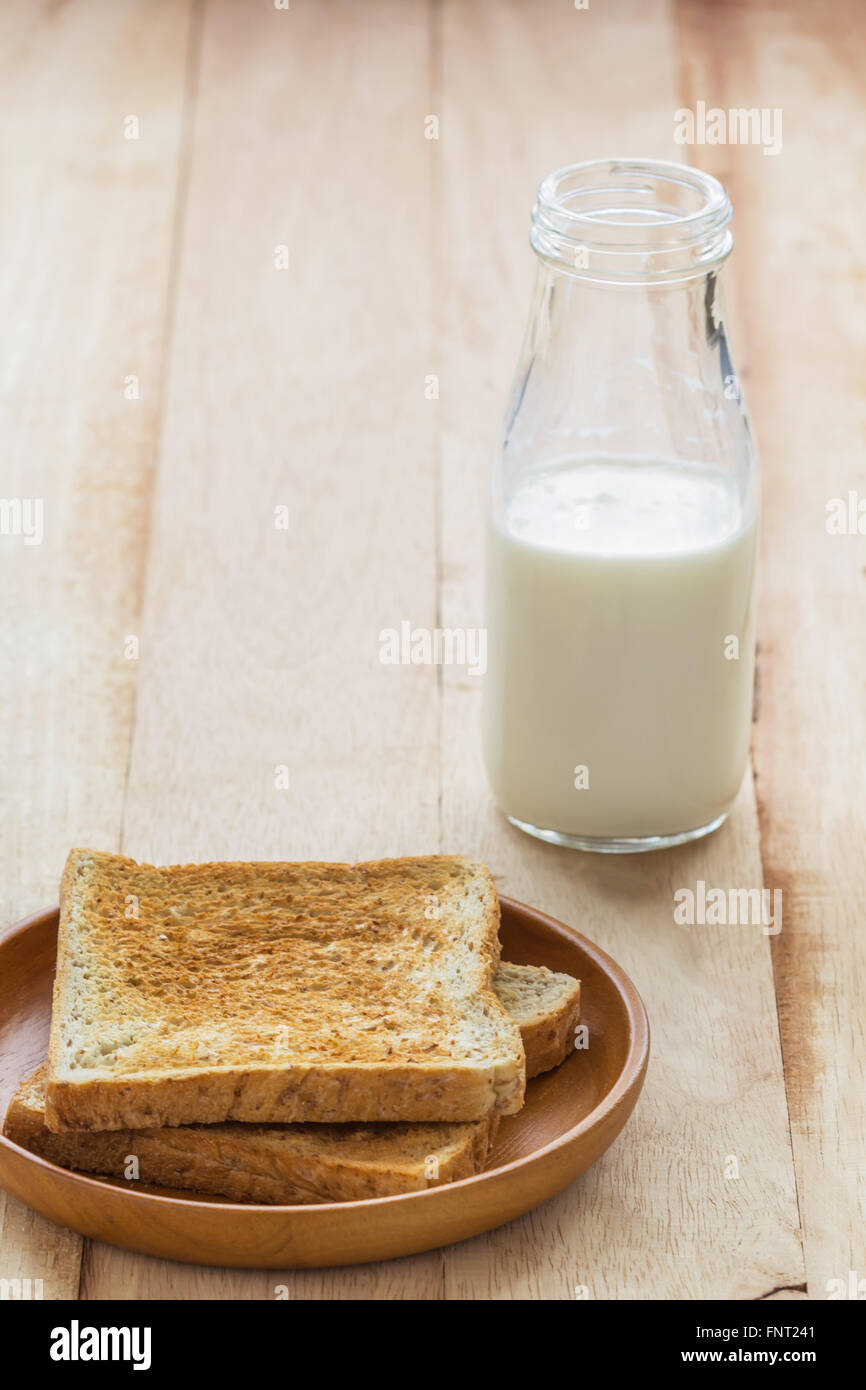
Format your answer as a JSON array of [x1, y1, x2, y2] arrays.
[[1, 0, 862, 1301]]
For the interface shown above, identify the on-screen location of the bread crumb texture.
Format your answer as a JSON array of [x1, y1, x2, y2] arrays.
[[53, 850, 516, 1077]]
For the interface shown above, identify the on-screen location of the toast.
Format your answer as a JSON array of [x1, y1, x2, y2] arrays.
[[46, 850, 526, 1131], [7, 964, 580, 1203], [8, 1067, 498, 1203], [494, 961, 581, 1080]]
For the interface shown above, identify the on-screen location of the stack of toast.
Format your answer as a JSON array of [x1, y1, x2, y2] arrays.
[[4, 849, 581, 1203]]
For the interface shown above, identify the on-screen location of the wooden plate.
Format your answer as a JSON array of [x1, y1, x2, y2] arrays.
[[0, 897, 649, 1268]]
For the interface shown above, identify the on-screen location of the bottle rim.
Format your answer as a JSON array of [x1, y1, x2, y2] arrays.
[[530, 158, 733, 283]]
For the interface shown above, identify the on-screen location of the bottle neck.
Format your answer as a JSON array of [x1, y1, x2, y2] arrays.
[[530, 158, 733, 286], [502, 255, 751, 499]]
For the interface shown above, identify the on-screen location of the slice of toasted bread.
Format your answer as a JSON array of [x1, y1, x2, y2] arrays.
[[8, 1067, 498, 1202], [6, 964, 579, 1203], [494, 962, 581, 1079], [46, 850, 526, 1131]]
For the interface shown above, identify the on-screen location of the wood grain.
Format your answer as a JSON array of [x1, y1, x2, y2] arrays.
[[674, 0, 866, 1301], [1, 0, 848, 1302], [82, 0, 442, 1298], [0, 0, 194, 1299]]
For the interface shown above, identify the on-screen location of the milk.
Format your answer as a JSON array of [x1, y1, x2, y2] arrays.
[[483, 459, 758, 843]]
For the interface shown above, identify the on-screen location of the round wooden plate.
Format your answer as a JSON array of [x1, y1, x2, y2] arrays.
[[0, 897, 649, 1268]]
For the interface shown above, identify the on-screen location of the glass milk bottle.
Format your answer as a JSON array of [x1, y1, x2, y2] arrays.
[[482, 159, 759, 852]]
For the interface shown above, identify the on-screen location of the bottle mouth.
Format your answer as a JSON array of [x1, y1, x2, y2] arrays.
[[530, 158, 733, 283]]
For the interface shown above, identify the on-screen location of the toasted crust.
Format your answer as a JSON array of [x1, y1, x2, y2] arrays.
[[44, 1063, 517, 1132], [46, 850, 526, 1131], [6, 1067, 499, 1203]]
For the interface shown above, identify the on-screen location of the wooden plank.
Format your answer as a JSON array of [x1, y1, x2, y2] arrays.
[[675, 0, 866, 1300], [82, 0, 443, 1299], [0, 0, 193, 1300], [438, 0, 804, 1299]]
